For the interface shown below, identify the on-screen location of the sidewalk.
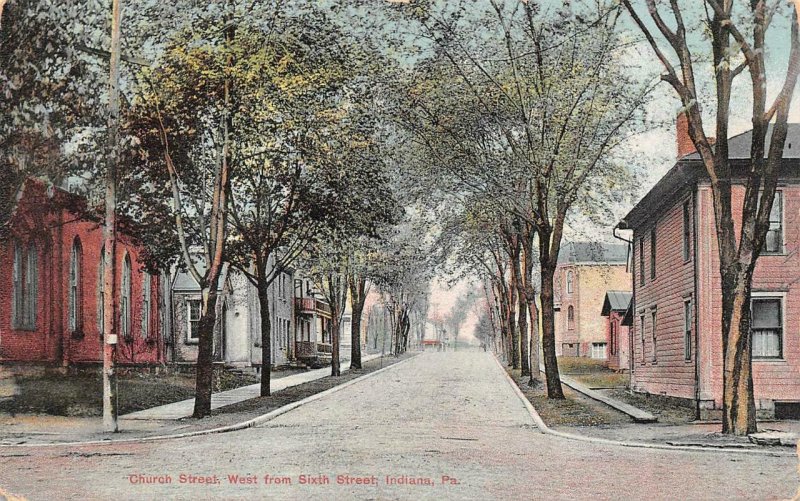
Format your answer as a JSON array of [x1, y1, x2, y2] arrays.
[[123, 353, 382, 420], [0, 353, 392, 445], [506, 363, 800, 453]]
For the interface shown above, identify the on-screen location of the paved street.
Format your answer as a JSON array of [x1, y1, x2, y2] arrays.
[[0, 352, 797, 500]]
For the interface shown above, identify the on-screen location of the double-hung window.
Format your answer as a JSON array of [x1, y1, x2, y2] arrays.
[[12, 241, 37, 330], [187, 299, 201, 342], [121, 254, 132, 339], [69, 238, 83, 333], [764, 191, 783, 254], [650, 229, 657, 280], [752, 297, 782, 359], [683, 202, 691, 261], [651, 309, 658, 362], [142, 273, 151, 339], [684, 300, 692, 361]]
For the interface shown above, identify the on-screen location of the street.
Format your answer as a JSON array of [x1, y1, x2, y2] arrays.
[[0, 351, 796, 500]]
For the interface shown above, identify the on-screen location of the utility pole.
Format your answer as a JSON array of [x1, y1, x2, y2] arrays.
[[102, 0, 123, 433]]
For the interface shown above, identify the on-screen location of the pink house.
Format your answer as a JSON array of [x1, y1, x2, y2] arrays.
[[618, 121, 800, 419]]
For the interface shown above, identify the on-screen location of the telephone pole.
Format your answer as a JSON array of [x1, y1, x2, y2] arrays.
[[102, 0, 122, 433]]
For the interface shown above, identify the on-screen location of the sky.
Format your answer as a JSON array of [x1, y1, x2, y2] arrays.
[[420, 1, 800, 336]]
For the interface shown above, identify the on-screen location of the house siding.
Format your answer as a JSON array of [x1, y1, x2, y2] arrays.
[[696, 183, 800, 412], [630, 191, 696, 400]]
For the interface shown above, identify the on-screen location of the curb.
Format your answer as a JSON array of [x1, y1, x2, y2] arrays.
[[492, 354, 795, 457], [1, 353, 419, 449]]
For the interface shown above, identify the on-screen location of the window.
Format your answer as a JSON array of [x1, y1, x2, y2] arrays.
[[591, 343, 607, 360], [566, 271, 574, 294], [12, 241, 37, 330], [187, 299, 201, 342], [640, 315, 646, 363], [639, 238, 645, 286], [764, 191, 783, 254], [610, 321, 617, 355], [751, 298, 782, 359], [142, 273, 151, 338], [69, 238, 83, 333], [684, 300, 692, 361], [683, 202, 691, 261], [121, 253, 132, 339], [567, 305, 575, 330], [651, 309, 658, 362], [650, 228, 657, 280], [98, 246, 105, 334], [12, 241, 23, 328]]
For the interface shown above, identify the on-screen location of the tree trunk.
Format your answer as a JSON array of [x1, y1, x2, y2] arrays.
[[348, 275, 366, 370], [193, 287, 220, 417], [514, 257, 530, 377], [521, 229, 540, 381], [508, 282, 519, 369], [331, 313, 341, 377], [257, 283, 273, 396], [720, 265, 757, 435], [540, 261, 564, 399], [528, 298, 540, 385]]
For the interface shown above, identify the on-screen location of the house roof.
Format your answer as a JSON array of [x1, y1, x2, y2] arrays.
[[683, 124, 800, 161], [621, 301, 633, 327], [601, 290, 632, 316], [620, 124, 800, 230], [172, 263, 227, 292], [558, 242, 628, 265]]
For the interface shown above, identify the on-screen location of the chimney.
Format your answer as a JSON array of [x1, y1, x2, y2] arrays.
[[676, 112, 696, 159]]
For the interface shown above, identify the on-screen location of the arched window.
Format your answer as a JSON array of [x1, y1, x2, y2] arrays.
[[610, 320, 616, 355], [24, 242, 38, 329], [566, 271, 574, 294], [12, 241, 23, 328], [12, 241, 38, 330], [98, 246, 105, 334], [567, 305, 575, 330], [141, 273, 151, 338], [69, 238, 83, 332], [121, 253, 132, 339]]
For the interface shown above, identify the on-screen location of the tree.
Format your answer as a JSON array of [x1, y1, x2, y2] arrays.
[[393, 0, 647, 397], [0, 0, 107, 222], [130, 11, 238, 417], [622, 0, 800, 435]]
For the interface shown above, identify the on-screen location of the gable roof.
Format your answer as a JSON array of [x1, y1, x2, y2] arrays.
[[601, 290, 632, 316], [172, 263, 227, 292], [683, 124, 800, 161], [620, 124, 800, 230], [558, 242, 628, 265]]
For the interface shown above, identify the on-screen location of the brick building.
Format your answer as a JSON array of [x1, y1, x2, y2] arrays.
[[0, 178, 164, 367], [618, 120, 800, 419], [554, 242, 630, 359], [600, 291, 632, 371]]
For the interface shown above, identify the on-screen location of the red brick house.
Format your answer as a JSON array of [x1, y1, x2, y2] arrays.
[[0, 178, 164, 367], [618, 121, 800, 419], [600, 291, 632, 372]]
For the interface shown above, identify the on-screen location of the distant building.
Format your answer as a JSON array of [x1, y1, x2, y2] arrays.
[[619, 120, 800, 419], [292, 274, 333, 365], [601, 291, 632, 371], [554, 242, 630, 359], [170, 259, 294, 369], [0, 178, 165, 367]]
